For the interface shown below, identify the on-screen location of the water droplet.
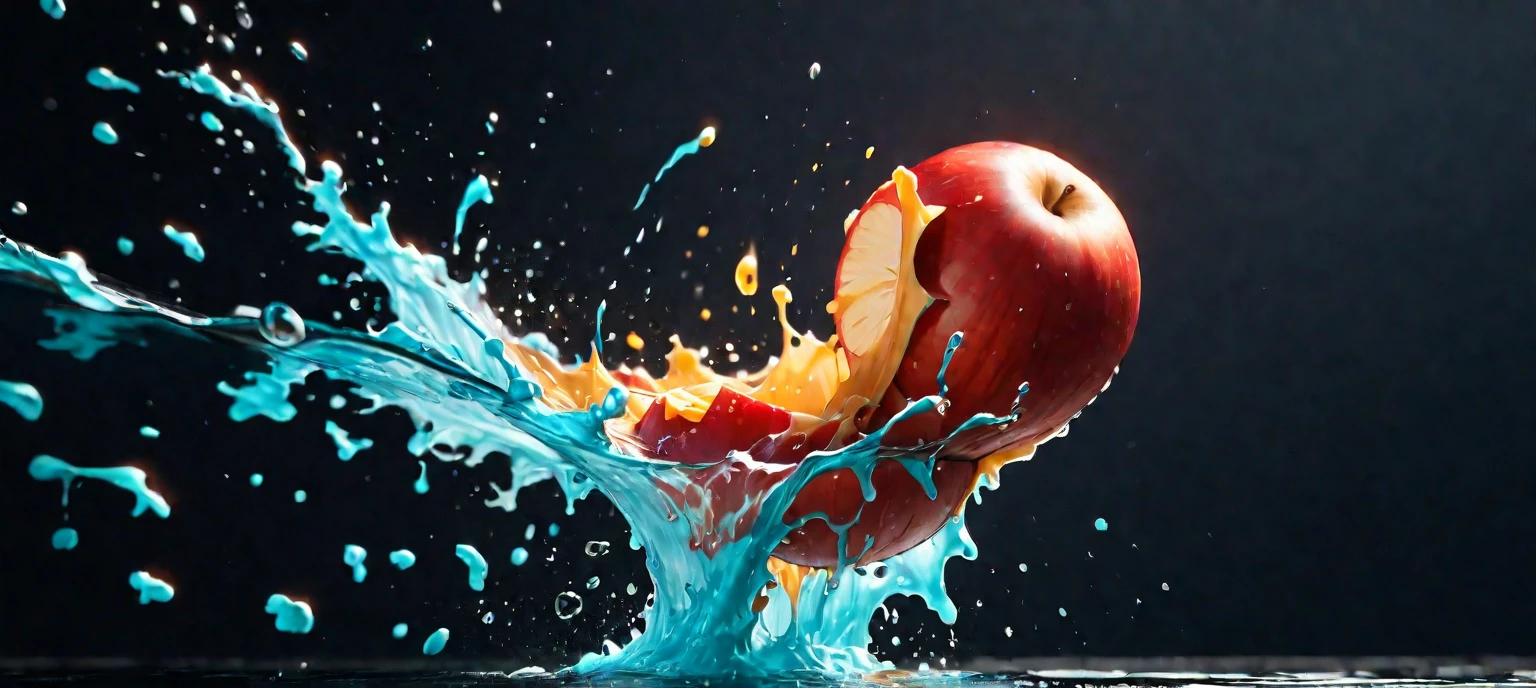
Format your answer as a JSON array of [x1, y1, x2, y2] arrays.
[[586, 576, 599, 590], [1162, 582, 1170, 591], [482, 612, 494, 624], [584, 540, 610, 557], [11, 202, 26, 216], [258, 302, 306, 347], [809, 62, 821, 79], [554, 591, 583, 619]]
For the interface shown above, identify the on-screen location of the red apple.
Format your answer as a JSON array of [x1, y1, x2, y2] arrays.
[[626, 387, 973, 566], [837, 142, 1140, 461]]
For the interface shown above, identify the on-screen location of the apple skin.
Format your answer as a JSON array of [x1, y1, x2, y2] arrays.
[[858, 142, 1141, 461], [627, 387, 973, 567]]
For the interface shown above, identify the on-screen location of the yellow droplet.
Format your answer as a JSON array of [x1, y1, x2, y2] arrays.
[[864, 146, 874, 159], [734, 248, 759, 296], [791, 244, 798, 256], [626, 332, 645, 350], [696, 225, 709, 238], [811, 163, 819, 172], [700, 308, 712, 322], [698, 127, 716, 148], [685, 249, 693, 259]]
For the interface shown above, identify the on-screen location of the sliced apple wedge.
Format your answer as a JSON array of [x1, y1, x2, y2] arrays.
[[825, 167, 944, 416]]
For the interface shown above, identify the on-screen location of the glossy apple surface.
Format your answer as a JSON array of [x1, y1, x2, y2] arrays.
[[854, 142, 1141, 460]]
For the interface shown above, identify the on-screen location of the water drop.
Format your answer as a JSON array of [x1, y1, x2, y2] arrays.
[[482, 612, 494, 624], [11, 202, 26, 216], [258, 302, 306, 347], [809, 62, 821, 79], [554, 591, 583, 619], [584, 540, 610, 557], [586, 576, 599, 590]]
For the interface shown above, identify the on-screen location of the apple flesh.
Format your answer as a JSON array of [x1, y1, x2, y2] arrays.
[[855, 142, 1141, 461]]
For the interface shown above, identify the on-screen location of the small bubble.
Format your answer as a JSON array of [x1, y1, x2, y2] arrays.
[[481, 612, 494, 624], [258, 302, 306, 347], [554, 591, 583, 619]]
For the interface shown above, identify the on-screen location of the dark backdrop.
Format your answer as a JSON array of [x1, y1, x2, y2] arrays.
[[1, 0, 1533, 667]]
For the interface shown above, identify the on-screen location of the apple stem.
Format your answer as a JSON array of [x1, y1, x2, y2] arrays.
[[1051, 184, 1076, 216]]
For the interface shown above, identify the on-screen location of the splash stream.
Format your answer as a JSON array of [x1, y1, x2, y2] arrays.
[[0, 64, 1065, 679]]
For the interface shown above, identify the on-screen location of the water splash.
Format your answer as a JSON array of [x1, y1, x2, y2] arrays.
[[0, 63, 1097, 681], [162, 225, 205, 262], [91, 122, 118, 145], [51, 527, 79, 551], [28, 455, 170, 518], [633, 127, 716, 210], [388, 549, 416, 569], [422, 627, 450, 656], [455, 544, 489, 592], [1, 379, 43, 421], [86, 67, 140, 93], [343, 544, 368, 582], [265, 594, 315, 634], [451, 175, 493, 256], [129, 571, 175, 604], [325, 420, 374, 461]]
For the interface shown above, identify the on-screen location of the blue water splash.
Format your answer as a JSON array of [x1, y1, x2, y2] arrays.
[[199, 112, 224, 132], [28, 455, 170, 518], [937, 331, 964, 398], [343, 544, 368, 583], [86, 67, 141, 94], [633, 128, 714, 210], [52, 527, 79, 550], [1, 379, 43, 421], [129, 571, 175, 604], [217, 360, 305, 422], [91, 122, 118, 145], [454, 544, 488, 591], [117, 237, 134, 255], [451, 175, 493, 256], [0, 65, 1111, 681], [265, 594, 314, 633], [140, 426, 160, 438], [324, 420, 373, 461], [40, 0, 65, 20], [413, 460, 429, 494], [392, 623, 409, 639], [510, 547, 529, 566], [162, 225, 205, 262], [423, 627, 449, 656], [388, 549, 416, 570]]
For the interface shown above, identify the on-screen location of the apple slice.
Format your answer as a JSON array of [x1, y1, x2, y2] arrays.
[[827, 167, 944, 415]]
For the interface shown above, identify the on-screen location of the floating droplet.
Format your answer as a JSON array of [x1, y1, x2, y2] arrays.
[[11, 202, 26, 216], [235, 2, 253, 29], [809, 62, 821, 79], [734, 248, 758, 296], [258, 302, 306, 347], [177, 3, 195, 24], [554, 591, 583, 619], [1094, 518, 1108, 531], [482, 612, 494, 624], [290, 41, 308, 61], [92, 122, 119, 145], [586, 576, 600, 590], [584, 540, 610, 557]]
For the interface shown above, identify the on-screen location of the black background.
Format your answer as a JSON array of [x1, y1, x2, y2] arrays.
[[1, 0, 1533, 668]]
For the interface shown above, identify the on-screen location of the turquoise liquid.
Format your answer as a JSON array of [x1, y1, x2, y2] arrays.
[[0, 63, 1091, 681]]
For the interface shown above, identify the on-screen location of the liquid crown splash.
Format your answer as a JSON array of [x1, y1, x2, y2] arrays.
[[0, 64, 1073, 680]]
